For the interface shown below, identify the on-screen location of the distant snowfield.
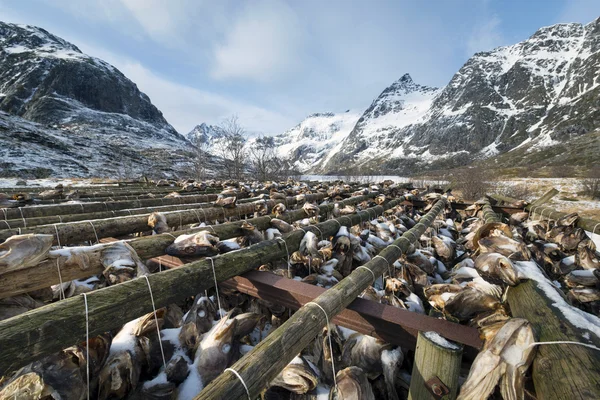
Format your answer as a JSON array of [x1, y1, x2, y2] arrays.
[[0, 178, 116, 188]]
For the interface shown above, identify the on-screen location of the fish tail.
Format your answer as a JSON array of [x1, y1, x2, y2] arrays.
[[457, 363, 503, 400], [500, 365, 525, 400]]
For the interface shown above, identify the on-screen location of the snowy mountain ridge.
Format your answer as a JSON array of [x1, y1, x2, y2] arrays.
[[0, 21, 193, 178], [267, 18, 600, 174]]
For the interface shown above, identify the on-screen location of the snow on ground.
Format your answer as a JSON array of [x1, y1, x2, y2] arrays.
[[0, 178, 118, 188]]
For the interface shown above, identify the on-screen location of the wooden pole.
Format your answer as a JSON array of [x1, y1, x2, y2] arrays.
[[480, 198, 502, 223], [0, 194, 222, 219], [196, 198, 447, 400], [0, 198, 403, 375], [0, 194, 376, 299], [0, 194, 271, 229], [504, 189, 600, 400], [529, 188, 559, 207], [0, 193, 325, 244], [408, 332, 463, 400]]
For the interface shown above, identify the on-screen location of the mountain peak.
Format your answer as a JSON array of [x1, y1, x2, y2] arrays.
[[398, 73, 413, 83]]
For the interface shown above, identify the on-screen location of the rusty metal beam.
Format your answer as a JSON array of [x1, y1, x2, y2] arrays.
[[221, 270, 483, 350]]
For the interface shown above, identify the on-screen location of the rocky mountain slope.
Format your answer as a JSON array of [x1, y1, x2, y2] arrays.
[[279, 18, 600, 175], [268, 111, 362, 171], [0, 22, 192, 178]]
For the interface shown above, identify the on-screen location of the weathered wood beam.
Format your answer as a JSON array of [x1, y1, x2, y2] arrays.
[[503, 189, 600, 400], [408, 331, 463, 400], [480, 197, 502, 223], [196, 198, 447, 400], [0, 193, 374, 299], [0, 192, 371, 299], [0, 193, 222, 219], [0, 197, 402, 375], [529, 188, 559, 207], [0, 193, 325, 244], [0, 195, 270, 230]]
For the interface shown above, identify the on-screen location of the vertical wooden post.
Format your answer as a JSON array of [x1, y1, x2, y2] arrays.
[[408, 331, 463, 400]]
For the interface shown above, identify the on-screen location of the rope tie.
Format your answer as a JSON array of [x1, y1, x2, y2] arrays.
[[306, 302, 338, 389], [331, 219, 342, 230], [374, 254, 392, 278], [406, 230, 419, 243], [81, 293, 90, 400], [141, 275, 167, 369], [387, 243, 403, 253], [224, 368, 251, 400], [164, 232, 177, 240], [592, 223, 600, 238], [1, 219, 10, 229], [18, 227, 22, 235], [276, 238, 292, 278], [303, 225, 324, 240], [341, 215, 354, 227], [18, 207, 27, 228], [56, 259, 65, 300], [103, 202, 109, 212], [355, 265, 376, 283], [525, 341, 600, 352], [59, 215, 63, 223], [192, 209, 203, 224], [87, 221, 100, 244], [208, 258, 224, 318], [1, 208, 7, 220], [80, 203, 85, 213], [54, 224, 62, 248]]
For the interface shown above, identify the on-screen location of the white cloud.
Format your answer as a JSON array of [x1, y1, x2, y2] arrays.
[[466, 15, 505, 56], [211, 0, 305, 82], [77, 43, 296, 134]]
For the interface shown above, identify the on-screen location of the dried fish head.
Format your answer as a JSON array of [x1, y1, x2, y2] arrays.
[[431, 235, 456, 262], [302, 202, 320, 217], [166, 231, 220, 257], [444, 288, 501, 321], [179, 296, 217, 352], [478, 236, 529, 260], [474, 253, 520, 286], [458, 318, 535, 400], [148, 212, 169, 234], [195, 313, 239, 385], [269, 357, 318, 394], [331, 367, 375, 400], [0, 234, 54, 273]]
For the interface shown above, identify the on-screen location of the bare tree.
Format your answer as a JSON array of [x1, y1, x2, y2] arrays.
[[446, 166, 491, 201], [214, 116, 247, 180], [582, 166, 600, 199], [189, 133, 210, 181], [248, 135, 285, 181]]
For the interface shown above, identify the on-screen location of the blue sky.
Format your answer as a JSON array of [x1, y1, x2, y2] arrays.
[[1, 0, 599, 135]]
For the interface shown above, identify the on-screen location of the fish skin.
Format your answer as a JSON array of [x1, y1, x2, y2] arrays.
[[166, 231, 220, 257], [0, 234, 54, 273], [331, 367, 375, 400], [458, 319, 535, 400]]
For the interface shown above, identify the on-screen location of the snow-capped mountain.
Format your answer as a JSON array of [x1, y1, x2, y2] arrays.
[[283, 18, 600, 174], [0, 22, 193, 178], [270, 111, 361, 171]]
